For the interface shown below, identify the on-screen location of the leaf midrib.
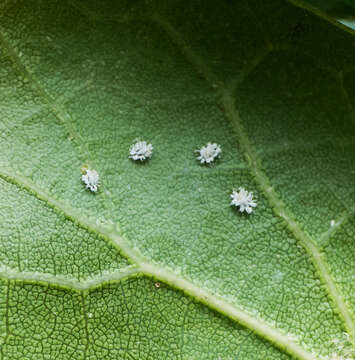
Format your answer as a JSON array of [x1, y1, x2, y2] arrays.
[[0, 2, 354, 359]]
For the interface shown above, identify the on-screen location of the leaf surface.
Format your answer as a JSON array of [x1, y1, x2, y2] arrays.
[[0, 0, 354, 359]]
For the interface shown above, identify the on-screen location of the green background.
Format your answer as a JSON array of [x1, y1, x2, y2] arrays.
[[0, 0, 354, 359]]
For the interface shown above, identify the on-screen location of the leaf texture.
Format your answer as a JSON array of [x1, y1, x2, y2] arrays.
[[0, 0, 354, 359]]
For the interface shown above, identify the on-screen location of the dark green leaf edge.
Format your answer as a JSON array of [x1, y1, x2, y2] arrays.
[[289, 0, 355, 35]]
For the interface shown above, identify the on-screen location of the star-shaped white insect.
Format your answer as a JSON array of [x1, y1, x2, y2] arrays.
[[82, 169, 100, 192], [129, 141, 153, 161], [196, 142, 221, 164], [230, 187, 257, 214]]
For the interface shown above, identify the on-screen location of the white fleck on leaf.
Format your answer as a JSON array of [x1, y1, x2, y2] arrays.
[[82, 169, 100, 192], [230, 187, 257, 214], [129, 140, 153, 161], [196, 142, 221, 164], [330, 220, 335, 227]]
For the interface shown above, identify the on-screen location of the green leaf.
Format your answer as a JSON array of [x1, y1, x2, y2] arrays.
[[0, 0, 354, 359]]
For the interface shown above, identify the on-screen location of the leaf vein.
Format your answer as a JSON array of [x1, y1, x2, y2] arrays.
[[0, 168, 317, 360], [0, 28, 91, 162], [150, 9, 355, 351], [221, 90, 355, 346], [0, 265, 141, 292], [0, 168, 143, 265]]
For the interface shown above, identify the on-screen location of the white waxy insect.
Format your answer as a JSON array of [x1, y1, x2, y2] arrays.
[[82, 169, 100, 192], [230, 187, 257, 214], [196, 142, 221, 164], [129, 140, 153, 161]]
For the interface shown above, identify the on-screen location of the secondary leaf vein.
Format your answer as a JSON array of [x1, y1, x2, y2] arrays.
[[149, 8, 355, 350], [0, 167, 316, 360], [0, 28, 91, 162]]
